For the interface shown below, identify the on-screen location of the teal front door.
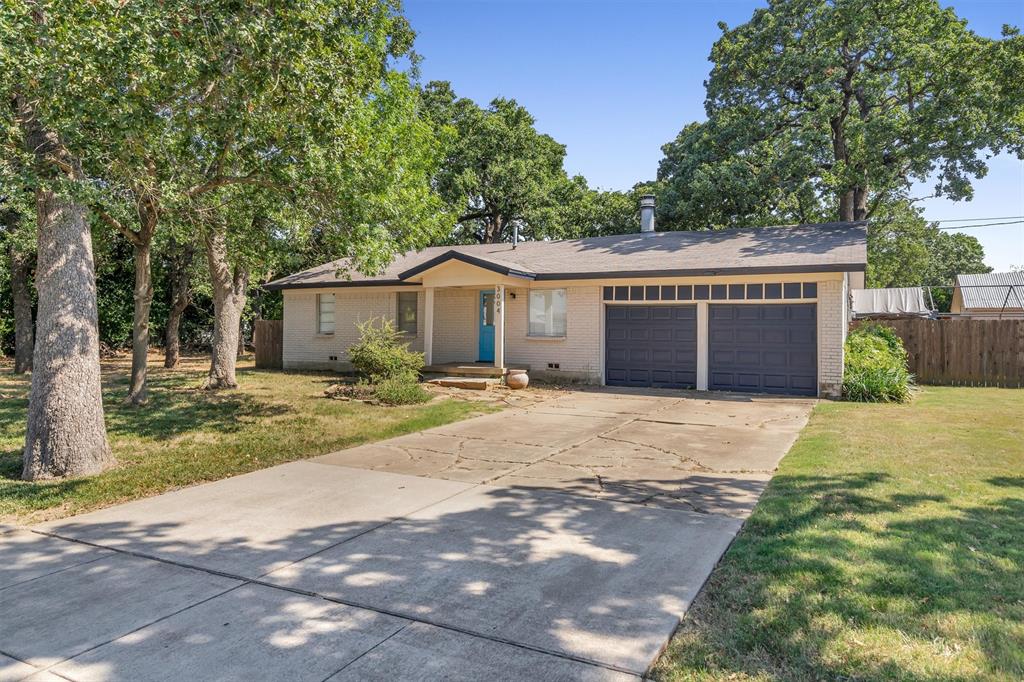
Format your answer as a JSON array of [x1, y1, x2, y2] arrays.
[[478, 290, 495, 362]]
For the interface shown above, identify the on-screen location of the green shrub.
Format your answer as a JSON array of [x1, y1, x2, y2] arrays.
[[374, 375, 431, 405], [348, 317, 425, 382], [843, 324, 913, 403]]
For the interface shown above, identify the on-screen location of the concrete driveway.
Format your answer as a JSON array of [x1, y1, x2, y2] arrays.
[[1, 388, 812, 681]]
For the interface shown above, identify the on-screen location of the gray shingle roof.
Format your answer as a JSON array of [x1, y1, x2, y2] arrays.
[[956, 272, 1024, 310], [266, 221, 868, 290]]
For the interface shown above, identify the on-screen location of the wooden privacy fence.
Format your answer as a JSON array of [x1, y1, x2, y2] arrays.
[[853, 318, 1024, 387], [254, 319, 283, 369]]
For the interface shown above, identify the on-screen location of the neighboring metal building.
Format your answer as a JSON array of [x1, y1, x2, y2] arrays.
[[851, 287, 933, 319], [951, 272, 1024, 319]]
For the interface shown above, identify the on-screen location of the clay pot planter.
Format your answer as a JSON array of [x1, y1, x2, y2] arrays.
[[506, 370, 529, 389]]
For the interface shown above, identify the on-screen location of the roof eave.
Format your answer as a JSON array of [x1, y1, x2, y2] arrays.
[[531, 262, 866, 280]]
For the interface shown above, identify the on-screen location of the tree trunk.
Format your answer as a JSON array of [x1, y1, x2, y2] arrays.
[[15, 23, 111, 479], [483, 214, 504, 243], [164, 238, 194, 369], [204, 229, 248, 389], [22, 185, 113, 479], [8, 243, 34, 374], [853, 186, 869, 221], [125, 239, 154, 404]]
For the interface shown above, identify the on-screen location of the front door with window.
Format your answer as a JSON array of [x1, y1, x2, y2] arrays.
[[478, 290, 495, 362]]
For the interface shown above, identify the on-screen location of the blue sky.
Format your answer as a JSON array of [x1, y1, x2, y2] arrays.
[[405, 0, 1024, 271]]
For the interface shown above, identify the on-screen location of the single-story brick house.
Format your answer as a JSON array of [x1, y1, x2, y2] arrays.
[[266, 197, 867, 397]]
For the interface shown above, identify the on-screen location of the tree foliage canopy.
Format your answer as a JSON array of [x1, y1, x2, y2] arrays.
[[0, 0, 449, 277], [421, 80, 638, 243], [658, 0, 1023, 226]]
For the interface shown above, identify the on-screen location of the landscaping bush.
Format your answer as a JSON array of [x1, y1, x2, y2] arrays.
[[842, 323, 913, 403], [348, 317, 425, 382], [374, 375, 431, 405]]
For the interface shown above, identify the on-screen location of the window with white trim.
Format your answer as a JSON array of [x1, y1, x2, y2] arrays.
[[528, 289, 567, 338], [396, 292, 418, 335], [317, 293, 335, 334]]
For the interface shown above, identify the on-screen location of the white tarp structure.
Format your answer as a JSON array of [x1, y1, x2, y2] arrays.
[[852, 287, 932, 318]]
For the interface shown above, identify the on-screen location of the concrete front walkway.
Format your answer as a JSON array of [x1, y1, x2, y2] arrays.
[[1, 389, 812, 681]]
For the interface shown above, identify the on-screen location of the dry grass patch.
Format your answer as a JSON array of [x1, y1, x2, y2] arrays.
[[0, 355, 492, 523]]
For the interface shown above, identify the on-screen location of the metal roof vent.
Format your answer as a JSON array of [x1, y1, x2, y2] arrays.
[[639, 194, 656, 233]]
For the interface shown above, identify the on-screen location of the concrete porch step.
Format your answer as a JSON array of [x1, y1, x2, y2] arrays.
[[422, 363, 528, 378], [426, 377, 494, 390]]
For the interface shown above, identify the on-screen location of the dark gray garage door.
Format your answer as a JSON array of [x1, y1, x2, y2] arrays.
[[605, 305, 697, 388], [709, 304, 817, 395]]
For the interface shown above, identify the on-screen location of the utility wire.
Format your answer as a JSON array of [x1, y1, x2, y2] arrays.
[[935, 219, 1024, 230], [931, 215, 1024, 223]]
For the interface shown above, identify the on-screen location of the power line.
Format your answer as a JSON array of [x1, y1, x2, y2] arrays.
[[936, 219, 1024, 230], [932, 215, 1024, 223]]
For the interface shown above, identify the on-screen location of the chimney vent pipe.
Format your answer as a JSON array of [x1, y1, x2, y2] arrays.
[[639, 194, 656, 233]]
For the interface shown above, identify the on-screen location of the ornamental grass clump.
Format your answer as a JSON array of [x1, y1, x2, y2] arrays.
[[348, 318, 429, 405], [842, 323, 913, 403]]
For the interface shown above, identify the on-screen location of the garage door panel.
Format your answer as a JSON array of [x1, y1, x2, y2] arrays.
[[736, 328, 761, 344], [791, 349, 816, 363], [709, 304, 817, 396], [709, 329, 733, 343], [607, 348, 628, 362], [791, 375, 816, 390], [791, 305, 816, 321], [791, 328, 815, 344], [606, 305, 697, 389], [629, 349, 649, 362], [651, 349, 673, 363]]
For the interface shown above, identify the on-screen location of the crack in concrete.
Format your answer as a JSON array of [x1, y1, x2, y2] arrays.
[[595, 434, 715, 473]]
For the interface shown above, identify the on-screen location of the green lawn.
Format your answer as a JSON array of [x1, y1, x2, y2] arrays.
[[0, 357, 489, 524], [653, 386, 1024, 681]]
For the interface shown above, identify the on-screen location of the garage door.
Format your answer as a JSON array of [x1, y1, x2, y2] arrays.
[[709, 304, 817, 395], [605, 305, 697, 388]]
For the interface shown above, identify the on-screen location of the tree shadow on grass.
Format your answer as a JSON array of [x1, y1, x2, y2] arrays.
[[99, 367, 295, 440], [655, 471, 1024, 680]]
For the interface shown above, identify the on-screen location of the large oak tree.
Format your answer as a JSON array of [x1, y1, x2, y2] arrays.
[[659, 0, 1023, 226], [1, 0, 449, 477]]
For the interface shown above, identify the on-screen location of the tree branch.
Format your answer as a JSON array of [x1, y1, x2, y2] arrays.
[[94, 204, 142, 246], [185, 172, 279, 197]]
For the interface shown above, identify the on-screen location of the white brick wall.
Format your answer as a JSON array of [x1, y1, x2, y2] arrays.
[[283, 288, 420, 370], [282, 277, 849, 396], [504, 286, 602, 381], [432, 288, 477, 364], [817, 278, 846, 398]]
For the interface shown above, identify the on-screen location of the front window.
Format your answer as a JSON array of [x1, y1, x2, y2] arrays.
[[529, 289, 567, 337], [397, 292, 418, 335], [317, 293, 335, 334]]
